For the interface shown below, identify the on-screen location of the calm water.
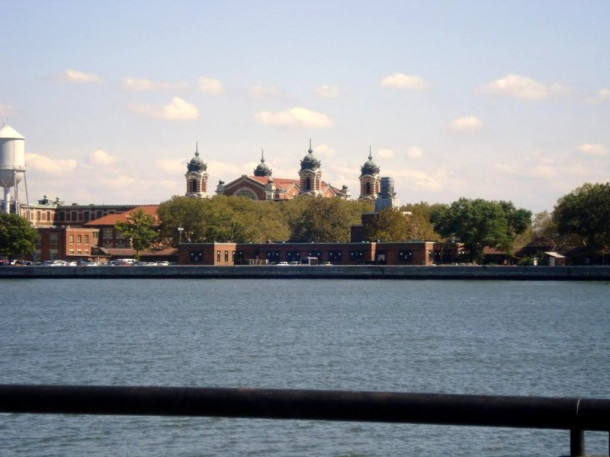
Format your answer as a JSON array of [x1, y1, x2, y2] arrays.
[[1, 279, 609, 456]]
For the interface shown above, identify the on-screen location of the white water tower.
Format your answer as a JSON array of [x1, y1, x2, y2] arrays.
[[0, 123, 26, 214]]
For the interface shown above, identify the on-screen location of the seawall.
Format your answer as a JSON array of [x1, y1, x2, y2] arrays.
[[1, 265, 610, 280]]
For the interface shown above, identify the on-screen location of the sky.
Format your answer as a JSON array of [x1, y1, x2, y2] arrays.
[[1, 0, 609, 213]]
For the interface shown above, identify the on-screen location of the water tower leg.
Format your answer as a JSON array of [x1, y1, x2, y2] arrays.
[[3, 187, 10, 214]]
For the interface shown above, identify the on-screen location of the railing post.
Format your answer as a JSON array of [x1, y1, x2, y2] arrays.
[[570, 428, 584, 457]]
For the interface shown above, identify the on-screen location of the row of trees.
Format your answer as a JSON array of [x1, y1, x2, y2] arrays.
[[156, 195, 374, 245]]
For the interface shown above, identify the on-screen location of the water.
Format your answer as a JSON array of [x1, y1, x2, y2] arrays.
[[1, 279, 609, 456]]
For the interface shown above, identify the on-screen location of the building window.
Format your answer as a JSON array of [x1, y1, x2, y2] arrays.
[[349, 250, 365, 262], [84, 211, 90, 222], [69, 235, 74, 243], [84, 235, 89, 244], [46, 210, 51, 222], [36, 210, 41, 221], [236, 189, 257, 199], [77, 235, 82, 244], [266, 251, 280, 263], [328, 250, 343, 263], [307, 250, 321, 259], [224, 251, 229, 262], [69, 249, 74, 254], [189, 250, 203, 262], [399, 250, 413, 262], [286, 251, 300, 262], [217, 251, 221, 262], [49, 233, 58, 246]]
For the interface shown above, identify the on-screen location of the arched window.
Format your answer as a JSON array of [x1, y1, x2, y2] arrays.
[[190, 180, 198, 192], [236, 189, 257, 200], [306, 177, 311, 191], [365, 182, 371, 195]]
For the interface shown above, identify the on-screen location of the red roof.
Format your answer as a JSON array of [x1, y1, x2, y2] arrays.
[[84, 205, 159, 227]]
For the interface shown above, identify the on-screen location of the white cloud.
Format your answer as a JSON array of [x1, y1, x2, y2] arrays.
[[380, 73, 430, 90], [479, 74, 565, 99], [315, 85, 341, 98], [129, 97, 199, 120], [254, 107, 333, 128], [156, 158, 188, 174], [90, 150, 117, 166], [377, 148, 395, 159], [0, 103, 15, 116], [577, 143, 608, 156], [249, 85, 280, 99], [122, 78, 189, 91], [100, 174, 137, 190], [406, 146, 423, 159], [25, 153, 78, 174], [61, 69, 103, 84], [587, 88, 610, 103], [198, 77, 224, 94], [394, 168, 442, 190], [447, 115, 484, 132]]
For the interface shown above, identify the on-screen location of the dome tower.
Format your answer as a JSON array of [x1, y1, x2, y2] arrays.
[[358, 147, 381, 202], [298, 140, 322, 196], [253, 150, 272, 177], [185, 143, 209, 198]]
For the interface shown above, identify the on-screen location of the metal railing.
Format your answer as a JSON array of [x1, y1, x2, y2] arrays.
[[1, 385, 609, 456]]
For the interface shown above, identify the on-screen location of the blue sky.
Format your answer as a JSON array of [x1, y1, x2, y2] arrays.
[[2, 0, 609, 213]]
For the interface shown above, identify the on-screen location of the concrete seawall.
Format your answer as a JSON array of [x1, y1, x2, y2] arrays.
[[1, 265, 610, 280]]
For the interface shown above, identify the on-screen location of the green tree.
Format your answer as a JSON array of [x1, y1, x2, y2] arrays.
[[498, 201, 533, 255], [0, 213, 39, 261], [115, 209, 159, 260], [400, 202, 444, 241], [157, 196, 291, 244], [363, 208, 411, 241], [553, 182, 610, 260], [285, 197, 369, 242], [431, 198, 531, 262]]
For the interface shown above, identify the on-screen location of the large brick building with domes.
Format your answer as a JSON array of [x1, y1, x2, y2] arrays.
[[184, 141, 395, 204]]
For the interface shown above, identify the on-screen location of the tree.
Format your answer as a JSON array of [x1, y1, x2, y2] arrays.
[[115, 209, 159, 260], [431, 198, 531, 263], [363, 208, 411, 241], [0, 213, 39, 261], [400, 202, 444, 241], [286, 197, 368, 242], [157, 196, 291, 244], [498, 201, 533, 255], [553, 182, 610, 259]]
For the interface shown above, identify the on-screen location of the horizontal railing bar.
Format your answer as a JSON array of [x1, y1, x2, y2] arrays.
[[1, 385, 610, 432]]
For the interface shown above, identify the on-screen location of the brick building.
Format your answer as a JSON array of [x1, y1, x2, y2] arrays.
[[178, 241, 436, 266]]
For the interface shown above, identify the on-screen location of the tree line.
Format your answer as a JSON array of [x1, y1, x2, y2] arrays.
[[1, 182, 608, 264]]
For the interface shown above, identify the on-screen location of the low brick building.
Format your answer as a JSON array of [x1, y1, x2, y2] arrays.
[[178, 241, 436, 266]]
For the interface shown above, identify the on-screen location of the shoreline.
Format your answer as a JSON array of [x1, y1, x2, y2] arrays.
[[1, 265, 610, 280]]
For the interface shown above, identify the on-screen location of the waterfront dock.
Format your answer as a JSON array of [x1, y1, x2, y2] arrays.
[[1, 265, 610, 280]]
